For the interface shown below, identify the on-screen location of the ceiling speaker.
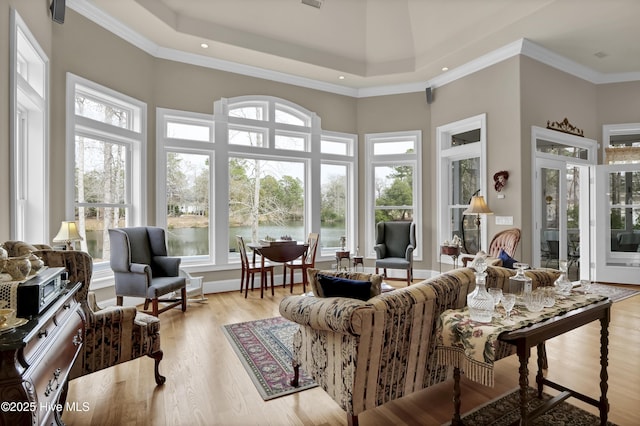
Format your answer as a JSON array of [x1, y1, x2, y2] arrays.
[[50, 0, 65, 24], [426, 87, 434, 104]]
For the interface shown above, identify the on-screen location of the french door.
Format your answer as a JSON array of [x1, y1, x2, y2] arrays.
[[532, 126, 595, 281], [593, 164, 640, 284]]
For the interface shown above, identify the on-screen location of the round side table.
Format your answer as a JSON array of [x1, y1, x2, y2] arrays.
[[352, 255, 364, 271]]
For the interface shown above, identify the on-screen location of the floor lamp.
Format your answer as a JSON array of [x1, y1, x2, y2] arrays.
[[463, 195, 493, 253]]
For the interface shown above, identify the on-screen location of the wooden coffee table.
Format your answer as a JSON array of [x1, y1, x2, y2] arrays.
[[450, 298, 612, 425]]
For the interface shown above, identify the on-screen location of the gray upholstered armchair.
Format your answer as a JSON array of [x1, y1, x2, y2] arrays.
[[374, 221, 416, 286], [109, 227, 187, 316]]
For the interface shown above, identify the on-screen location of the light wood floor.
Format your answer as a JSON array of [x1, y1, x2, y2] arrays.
[[63, 281, 640, 426]]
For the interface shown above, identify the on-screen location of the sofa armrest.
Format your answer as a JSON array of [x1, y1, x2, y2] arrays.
[[405, 244, 415, 260], [279, 295, 368, 335]]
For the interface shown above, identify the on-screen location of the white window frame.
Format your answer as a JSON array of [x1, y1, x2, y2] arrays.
[[66, 73, 146, 277], [156, 97, 357, 269], [364, 130, 422, 261], [436, 114, 487, 260], [10, 9, 49, 242]]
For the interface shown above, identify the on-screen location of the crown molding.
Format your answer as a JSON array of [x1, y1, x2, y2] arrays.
[[68, 1, 639, 99]]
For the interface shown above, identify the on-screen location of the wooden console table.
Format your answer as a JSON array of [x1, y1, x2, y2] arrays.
[[436, 293, 611, 426], [0, 282, 84, 425]]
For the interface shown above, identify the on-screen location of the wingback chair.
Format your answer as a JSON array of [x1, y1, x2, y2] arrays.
[[109, 227, 187, 316], [373, 221, 416, 286], [0, 242, 167, 386]]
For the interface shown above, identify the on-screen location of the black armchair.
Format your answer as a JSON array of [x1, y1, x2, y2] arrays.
[[374, 221, 416, 286], [109, 227, 187, 316]]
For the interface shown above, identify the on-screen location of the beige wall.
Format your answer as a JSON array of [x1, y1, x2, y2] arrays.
[[430, 58, 522, 263], [520, 57, 598, 261]]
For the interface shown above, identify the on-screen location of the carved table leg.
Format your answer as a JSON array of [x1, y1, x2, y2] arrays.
[[536, 343, 545, 398], [518, 346, 531, 425], [599, 315, 610, 425], [452, 367, 463, 425]]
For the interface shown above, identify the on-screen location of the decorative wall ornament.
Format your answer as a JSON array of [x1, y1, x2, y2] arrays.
[[493, 170, 509, 192], [546, 117, 584, 137]]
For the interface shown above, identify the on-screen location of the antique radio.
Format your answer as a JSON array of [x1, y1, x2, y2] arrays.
[[16, 267, 68, 318]]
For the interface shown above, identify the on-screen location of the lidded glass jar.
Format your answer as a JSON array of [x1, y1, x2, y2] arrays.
[[554, 260, 572, 295], [508, 263, 532, 302], [466, 257, 493, 323]]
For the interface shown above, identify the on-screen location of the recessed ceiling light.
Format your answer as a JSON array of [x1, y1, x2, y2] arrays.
[[338, 75, 345, 80], [442, 67, 449, 71], [200, 43, 209, 49]]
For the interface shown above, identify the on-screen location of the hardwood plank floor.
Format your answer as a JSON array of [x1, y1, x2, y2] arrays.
[[63, 282, 640, 426]]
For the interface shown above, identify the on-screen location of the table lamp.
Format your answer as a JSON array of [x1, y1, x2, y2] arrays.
[[53, 221, 83, 250], [463, 195, 493, 252]]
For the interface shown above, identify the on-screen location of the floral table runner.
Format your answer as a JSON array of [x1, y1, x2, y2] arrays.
[[435, 290, 607, 386]]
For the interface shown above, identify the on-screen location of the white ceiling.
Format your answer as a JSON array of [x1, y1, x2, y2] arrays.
[[75, 0, 640, 95]]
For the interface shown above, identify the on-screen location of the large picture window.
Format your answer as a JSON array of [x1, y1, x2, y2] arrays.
[[157, 97, 357, 267], [67, 73, 146, 265]]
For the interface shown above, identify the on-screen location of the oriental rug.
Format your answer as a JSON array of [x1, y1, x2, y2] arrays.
[[445, 386, 617, 426], [222, 316, 317, 400]]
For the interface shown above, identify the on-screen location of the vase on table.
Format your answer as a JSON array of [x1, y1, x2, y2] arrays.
[[467, 257, 493, 323]]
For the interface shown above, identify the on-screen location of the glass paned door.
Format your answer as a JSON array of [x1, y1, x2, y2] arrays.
[[535, 159, 588, 281], [594, 164, 640, 284]]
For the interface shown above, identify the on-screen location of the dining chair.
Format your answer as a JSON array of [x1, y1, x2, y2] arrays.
[[282, 232, 319, 293], [236, 236, 275, 298]]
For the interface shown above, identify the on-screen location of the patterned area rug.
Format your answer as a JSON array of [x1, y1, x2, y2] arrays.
[[449, 387, 616, 426], [222, 316, 317, 400], [588, 283, 639, 303]]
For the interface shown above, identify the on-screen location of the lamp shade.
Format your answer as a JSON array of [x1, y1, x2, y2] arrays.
[[53, 221, 83, 249], [463, 195, 494, 215]]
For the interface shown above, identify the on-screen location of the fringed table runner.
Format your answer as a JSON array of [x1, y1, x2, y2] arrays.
[[435, 291, 607, 387]]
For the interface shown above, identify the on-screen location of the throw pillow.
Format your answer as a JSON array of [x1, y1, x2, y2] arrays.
[[498, 248, 517, 269], [317, 274, 372, 301]]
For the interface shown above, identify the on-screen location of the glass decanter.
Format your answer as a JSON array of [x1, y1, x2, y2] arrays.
[[508, 262, 532, 303], [466, 257, 493, 323], [554, 260, 572, 295]]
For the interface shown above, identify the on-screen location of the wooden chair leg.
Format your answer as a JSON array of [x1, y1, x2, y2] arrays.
[[148, 350, 166, 385], [289, 268, 295, 293], [181, 287, 187, 312], [302, 267, 307, 293], [152, 299, 159, 317], [282, 264, 288, 288], [144, 299, 150, 310], [116, 296, 124, 306], [270, 268, 275, 296], [407, 269, 411, 286], [240, 268, 245, 293]]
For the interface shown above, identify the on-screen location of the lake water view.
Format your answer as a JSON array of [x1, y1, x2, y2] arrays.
[[85, 223, 347, 259]]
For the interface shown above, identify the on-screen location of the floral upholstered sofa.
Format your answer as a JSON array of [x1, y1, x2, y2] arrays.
[[1, 241, 165, 385], [279, 266, 560, 426]]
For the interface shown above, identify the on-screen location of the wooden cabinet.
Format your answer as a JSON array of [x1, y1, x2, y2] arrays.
[[0, 282, 84, 425]]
